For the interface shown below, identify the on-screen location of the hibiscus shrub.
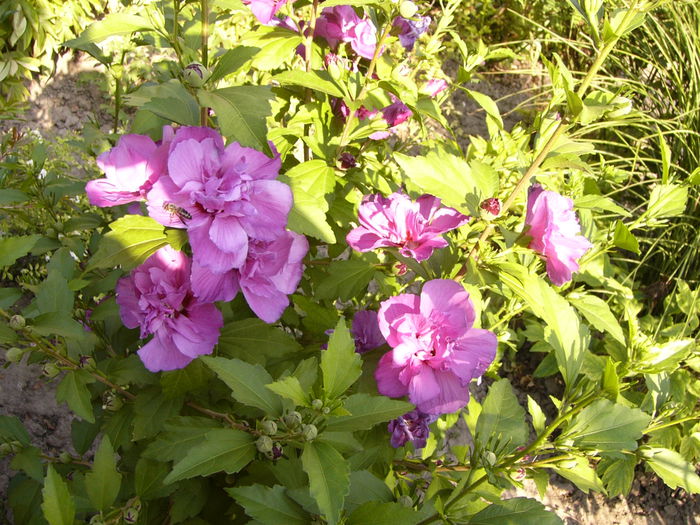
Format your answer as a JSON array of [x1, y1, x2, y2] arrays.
[[2, 0, 700, 524]]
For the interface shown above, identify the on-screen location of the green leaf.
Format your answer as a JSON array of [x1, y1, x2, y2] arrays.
[[217, 318, 302, 363], [85, 437, 122, 511], [464, 89, 504, 129], [286, 185, 336, 242], [326, 394, 414, 432], [9, 478, 45, 525], [10, 446, 43, 481], [0, 188, 29, 205], [644, 447, 700, 493], [613, 220, 640, 254], [285, 160, 336, 198], [549, 456, 605, 494], [468, 497, 563, 525], [301, 441, 350, 525], [208, 46, 260, 84], [0, 287, 22, 309], [347, 502, 422, 525], [228, 484, 310, 525], [133, 389, 183, 440], [638, 339, 695, 374], [321, 318, 362, 400], [202, 356, 284, 415], [266, 376, 309, 406], [124, 81, 200, 126], [0, 415, 31, 446], [346, 471, 393, 511], [0, 234, 41, 267], [274, 70, 344, 97], [56, 370, 95, 423], [164, 428, 255, 483], [599, 455, 636, 497], [35, 271, 73, 315], [198, 86, 274, 152], [527, 395, 546, 435], [575, 194, 631, 216], [316, 259, 377, 301], [645, 184, 688, 220], [568, 293, 625, 345], [87, 215, 168, 271], [475, 379, 528, 456], [41, 465, 75, 525], [135, 458, 174, 500], [142, 417, 220, 462], [63, 13, 153, 47], [559, 399, 650, 452], [160, 360, 210, 398], [241, 28, 304, 71]]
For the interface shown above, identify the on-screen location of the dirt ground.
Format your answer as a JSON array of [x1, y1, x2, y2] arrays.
[[1, 52, 699, 524]]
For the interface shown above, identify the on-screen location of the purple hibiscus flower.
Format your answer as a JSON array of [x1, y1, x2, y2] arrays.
[[388, 410, 433, 448], [351, 310, 386, 353], [242, 0, 288, 25], [191, 230, 308, 323], [375, 280, 497, 415], [393, 16, 431, 51], [346, 192, 469, 261], [86, 134, 168, 207], [525, 184, 592, 286], [116, 246, 223, 372], [146, 126, 293, 274], [315, 6, 378, 59]]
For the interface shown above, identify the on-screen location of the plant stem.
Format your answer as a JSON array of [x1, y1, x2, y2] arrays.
[[200, 0, 209, 126], [302, 0, 320, 162]]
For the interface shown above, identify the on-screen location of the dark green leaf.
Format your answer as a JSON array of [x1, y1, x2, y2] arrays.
[[301, 441, 350, 525], [468, 498, 563, 525], [316, 259, 377, 301], [133, 389, 183, 440], [326, 394, 414, 432], [475, 379, 528, 456], [0, 189, 28, 205], [347, 502, 422, 525], [124, 81, 200, 126], [135, 458, 174, 500], [0, 234, 41, 267], [218, 318, 302, 363], [208, 46, 260, 84], [10, 446, 44, 481], [56, 370, 95, 423], [142, 417, 220, 462], [41, 465, 75, 525], [0, 415, 31, 445], [228, 484, 310, 525], [85, 437, 122, 511], [321, 318, 362, 400], [160, 360, 210, 398], [599, 455, 636, 497]]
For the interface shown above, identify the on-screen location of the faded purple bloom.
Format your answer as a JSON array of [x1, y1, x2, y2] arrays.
[[393, 16, 431, 51], [421, 78, 448, 97], [381, 97, 412, 127], [388, 410, 432, 448], [191, 230, 308, 323], [116, 246, 223, 372], [86, 134, 167, 207], [243, 0, 288, 25], [338, 152, 357, 170], [525, 184, 592, 286], [315, 6, 378, 59], [146, 127, 292, 274], [480, 197, 501, 216], [351, 310, 386, 353], [347, 192, 469, 261], [375, 280, 497, 415]]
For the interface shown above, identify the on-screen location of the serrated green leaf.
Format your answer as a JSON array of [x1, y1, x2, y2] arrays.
[[644, 447, 700, 493], [42, 465, 75, 525], [198, 86, 274, 151], [286, 185, 336, 242], [468, 497, 563, 525], [346, 471, 393, 511], [549, 456, 605, 494], [568, 293, 625, 345], [326, 394, 414, 432], [10, 446, 43, 481], [85, 437, 122, 511], [301, 441, 350, 525], [56, 370, 95, 423], [0, 414, 31, 445], [208, 46, 259, 84], [316, 259, 377, 301], [228, 484, 310, 525], [274, 70, 344, 97], [164, 428, 255, 483], [285, 159, 336, 198], [241, 28, 304, 71], [599, 455, 636, 497], [160, 360, 209, 398], [217, 318, 302, 363], [135, 458, 174, 500], [266, 376, 309, 406], [87, 215, 168, 271], [202, 356, 284, 415], [527, 395, 546, 434], [321, 318, 362, 400], [142, 417, 220, 462], [347, 501, 422, 525], [132, 388, 183, 440], [475, 379, 528, 456], [0, 234, 41, 267], [124, 81, 200, 126], [645, 184, 688, 220]]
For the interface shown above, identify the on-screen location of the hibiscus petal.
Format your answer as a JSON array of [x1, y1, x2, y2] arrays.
[[191, 262, 240, 302], [190, 222, 247, 272], [240, 180, 293, 240], [375, 351, 409, 398], [410, 369, 468, 415], [241, 282, 290, 323], [450, 329, 498, 382], [378, 293, 420, 346], [86, 179, 141, 207], [419, 279, 474, 332], [137, 333, 193, 372], [209, 215, 249, 255]]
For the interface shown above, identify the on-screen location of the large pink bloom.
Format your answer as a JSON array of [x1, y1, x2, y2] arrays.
[[190, 230, 308, 323], [375, 280, 497, 415], [146, 127, 293, 274], [86, 134, 167, 207], [347, 193, 469, 261], [243, 0, 288, 25], [315, 6, 378, 59], [116, 246, 223, 372], [525, 184, 592, 286]]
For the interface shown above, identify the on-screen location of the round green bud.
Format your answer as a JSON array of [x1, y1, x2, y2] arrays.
[[399, 1, 418, 19], [483, 450, 497, 466], [0, 443, 12, 456], [398, 495, 413, 507], [301, 424, 318, 442], [5, 347, 25, 363], [9, 315, 25, 330], [89, 515, 106, 525], [59, 451, 72, 464], [311, 399, 324, 410], [322, 407, 330, 415], [78, 355, 96, 370], [283, 411, 303, 429], [183, 62, 211, 88], [256, 435, 274, 454], [7, 441, 22, 453], [42, 363, 60, 378], [261, 420, 278, 435], [102, 392, 123, 412]]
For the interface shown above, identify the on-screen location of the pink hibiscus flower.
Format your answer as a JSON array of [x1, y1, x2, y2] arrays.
[[525, 184, 592, 286], [347, 192, 469, 261], [375, 279, 497, 415], [116, 246, 223, 372]]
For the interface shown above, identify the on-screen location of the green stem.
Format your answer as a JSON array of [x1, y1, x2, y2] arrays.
[[200, 0, 209, 126], [302, 0, 320, 162]]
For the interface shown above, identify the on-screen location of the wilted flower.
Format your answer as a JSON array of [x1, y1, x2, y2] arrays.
[[146, 127, 292, 274], [191, 230, 308, 323], [388, 410, 432, 448], [393, 16, 431, 51], [86, 134, 167, 207], [347, 192, 469, 261], [480, 197, 501, 217], [525, 184, 592, 286], [351, 310, 386, 353], [338, 152, 357, 170], [116, 246, 222, 372], [375, 279, 497, 415], [242, 0, 288, 25]]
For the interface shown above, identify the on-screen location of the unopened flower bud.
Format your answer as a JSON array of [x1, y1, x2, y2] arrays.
[[102, 391, 123, 412], [338, 152, 357, 170], [284, 411, 303, 429], [9, 315, 25, 330], [324, 53, 343, 81], [311, 399, 324, 410], [483, 450, 497, 466], [261, 420, 278, 435], [514, 467, 526, 481], [5, 347, 25, 363], [398, 495, 413, 507], [42, 363, 60, 378], [78, 355, 96, 370], [89, 515, 106, 525], [399, 1, 419, 18], [272, 443, 283, 459], [0, 443, 12, 456], [123, 500, 141, 524], [480, 198, 501, 218], [322, 407, 330, 415], [302, 424, 318, 441], [59, 451, 72, 464], [256, 435, 273, 453], [183, 62, 211, 87]]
